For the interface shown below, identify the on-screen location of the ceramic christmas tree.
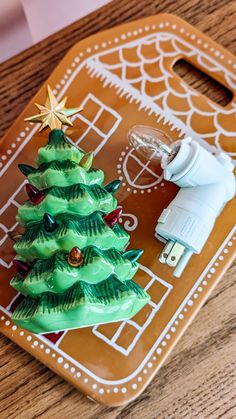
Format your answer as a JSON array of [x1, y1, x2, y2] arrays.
[[10, 87, 149, 334]]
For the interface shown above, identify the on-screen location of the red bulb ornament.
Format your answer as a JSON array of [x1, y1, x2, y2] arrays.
[[13, 259, 32, 278], [103, 207, 123, 228], [26, 184, 45, 205]]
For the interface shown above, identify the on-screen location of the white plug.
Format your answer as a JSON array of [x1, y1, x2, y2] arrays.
[[128, 126, 236, 277]]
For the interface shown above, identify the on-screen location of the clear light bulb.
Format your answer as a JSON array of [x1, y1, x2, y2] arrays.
[[127, 125, 178, 164]]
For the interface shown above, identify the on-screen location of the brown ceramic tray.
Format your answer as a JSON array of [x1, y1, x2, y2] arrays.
[[0, 14, 235, 406]]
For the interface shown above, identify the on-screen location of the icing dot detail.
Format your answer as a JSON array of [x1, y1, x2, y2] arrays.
[[27, 335, 32, 341], [132, 383, 138, 389], [147, 362, 153, 368], [64, 363, 69, 369], [71, 367, 75, 373], [57, 357, 64, 364], [121, 387, 127, 393], [92, 384, 97, 389], [76, 372, 81, 378], [113, 387, 119, 393], [156, 348, 162, 354], [99, 388, 104, 394], [45, 348, 50, 354]]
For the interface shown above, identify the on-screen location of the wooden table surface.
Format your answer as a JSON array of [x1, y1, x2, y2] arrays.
[[0, 0, 236, 417]]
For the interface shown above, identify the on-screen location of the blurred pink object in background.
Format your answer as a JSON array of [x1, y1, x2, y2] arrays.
[[0, 0, 111, 63], [22, 0, 111, 43], [0, 0, 31, 63]]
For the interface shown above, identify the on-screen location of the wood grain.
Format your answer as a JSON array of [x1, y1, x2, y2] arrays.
[[0, 0, 236, 417]]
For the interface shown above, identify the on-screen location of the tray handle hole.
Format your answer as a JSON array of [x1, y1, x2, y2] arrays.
[[173, 59, 233, 107]]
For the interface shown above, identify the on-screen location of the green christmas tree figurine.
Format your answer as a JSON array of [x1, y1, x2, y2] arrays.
[[10, 123, 149, 333]]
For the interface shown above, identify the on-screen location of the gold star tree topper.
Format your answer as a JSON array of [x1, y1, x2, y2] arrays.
[[24, 85, 83, 132]]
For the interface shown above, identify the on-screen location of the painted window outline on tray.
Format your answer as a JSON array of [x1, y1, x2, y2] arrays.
[[65, 93, 122, 155], [93, 264, 172, 356]]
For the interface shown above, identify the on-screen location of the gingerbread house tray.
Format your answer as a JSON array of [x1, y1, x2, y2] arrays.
[[0, 14, 235, 406]]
